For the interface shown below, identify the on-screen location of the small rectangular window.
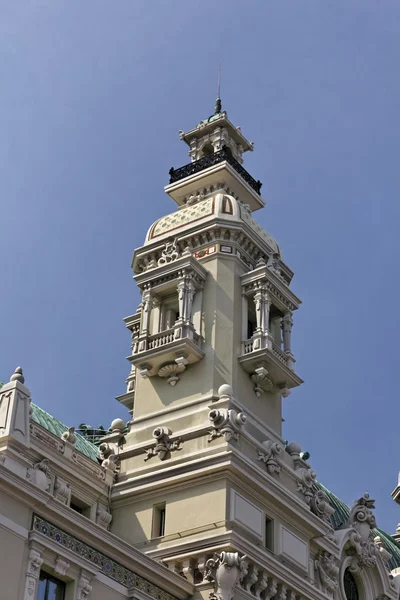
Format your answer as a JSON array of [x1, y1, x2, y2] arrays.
[[152, 503, 166, 538], [70, 495, 91, 518], [265, 516, 274, 551], [37, 571, 66, 600]]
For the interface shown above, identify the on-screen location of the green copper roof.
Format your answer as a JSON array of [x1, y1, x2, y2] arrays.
[[317, 482, 400, 571], [31, 403, 99, 463]]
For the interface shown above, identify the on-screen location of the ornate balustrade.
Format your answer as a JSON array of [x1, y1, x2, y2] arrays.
[[169, 146, 262, 195], [147, 329, 176, 351], [271, 341, 289, 366], [164, 551, 316, 600]]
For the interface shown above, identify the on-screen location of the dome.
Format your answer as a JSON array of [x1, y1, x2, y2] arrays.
[[145, 193, 280, 255]]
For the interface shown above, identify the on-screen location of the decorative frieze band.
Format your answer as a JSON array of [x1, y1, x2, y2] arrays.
[[32, 515, 178, 600]]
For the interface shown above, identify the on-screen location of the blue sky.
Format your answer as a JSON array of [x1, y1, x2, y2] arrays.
[[1, 1, 400, 533]]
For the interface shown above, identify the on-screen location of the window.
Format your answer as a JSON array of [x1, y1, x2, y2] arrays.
[[69, 496, 91, 518], [344, 568, 359, 600], [37, 571, 65, 600], [265, 516, 274, 551], [152, 503, 166, 538]]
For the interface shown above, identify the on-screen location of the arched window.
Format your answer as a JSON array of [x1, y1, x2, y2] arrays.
[[344, 568, 359, 600]]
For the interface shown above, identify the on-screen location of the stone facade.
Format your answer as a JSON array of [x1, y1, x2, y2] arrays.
[[1, 101, 400, 600]]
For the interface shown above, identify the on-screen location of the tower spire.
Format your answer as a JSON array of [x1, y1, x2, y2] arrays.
[[214, 64, 222, 114]]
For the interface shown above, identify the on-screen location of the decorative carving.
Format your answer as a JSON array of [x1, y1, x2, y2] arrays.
[[27, 459, 51, 492], [158, 240, 179, 267], [257, 440, 282, 474], [374, 536, 392, 565], [23, 548, 43, 600], [96, 505, 113, 530], [77, 573, 93, 600], [98, 442, 118, 471], [61, 426, 77, 445], [158, 361, 186, 386], [206, 552, 248, 600], [32, 515, 177, 600], [54, 556, 70, 576], [54, 478, 71, 505], [250, 364, 273, 397], [296, 468, 317, 504], [144, 426, 182, 461], [310, 489, 336, 523], [315, 551, 339, 593], [347, 493, 378, 572], [208, 408, 247, 442]]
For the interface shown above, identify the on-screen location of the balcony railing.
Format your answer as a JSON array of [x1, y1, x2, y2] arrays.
[[147, 328, 175, 351], [271, 341, 289, 366], [168, 146, 262, 195], [133, 324, 201, 356], [242, 339, 254, 354]]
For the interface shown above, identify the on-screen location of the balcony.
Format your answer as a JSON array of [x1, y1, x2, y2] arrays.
[[238, 334, 303, 395], [129, 321, 204, 383], [165, 146, 264, 211], [169, 146, 262, 195]]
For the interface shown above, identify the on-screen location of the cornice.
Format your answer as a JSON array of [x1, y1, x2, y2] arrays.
[[112, 448, 334, 543]]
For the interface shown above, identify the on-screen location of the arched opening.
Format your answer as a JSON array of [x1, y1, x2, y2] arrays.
[[199, 142, 214, 158], [344, 568, 359, 600]]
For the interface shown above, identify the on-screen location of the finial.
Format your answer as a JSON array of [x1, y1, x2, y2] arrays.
[[10, 366, 25, 384], [214, 64, 222, 114]]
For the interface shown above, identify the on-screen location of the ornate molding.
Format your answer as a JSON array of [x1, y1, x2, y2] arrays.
[[32, 515, 178, 600], [208, 408, 247, 442], [23, 548, 43, 600], [206, 552, 248, 600], [257, 440, 282, 475], [144, 427, 182, 461], [347, 493, 378, 572]]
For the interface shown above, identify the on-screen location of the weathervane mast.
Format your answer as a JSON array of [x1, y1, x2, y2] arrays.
[[215, 64, 222, 114]]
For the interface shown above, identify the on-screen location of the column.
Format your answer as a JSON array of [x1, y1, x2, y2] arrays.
[[23, 548, 43, 600], [150, 296, 161, 335], [185, 280, 195, 324], [282, 312, 293, 353], [241, 292, 248, 340], [140, 289, 152, 335], [177, 278, 186, 322], [253, 287, 270, 334]]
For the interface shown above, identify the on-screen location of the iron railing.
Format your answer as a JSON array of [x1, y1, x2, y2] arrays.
[[169, 146, 262, 195]]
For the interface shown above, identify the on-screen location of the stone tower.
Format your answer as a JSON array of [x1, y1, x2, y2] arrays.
[[110, 100, 338, 600]]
